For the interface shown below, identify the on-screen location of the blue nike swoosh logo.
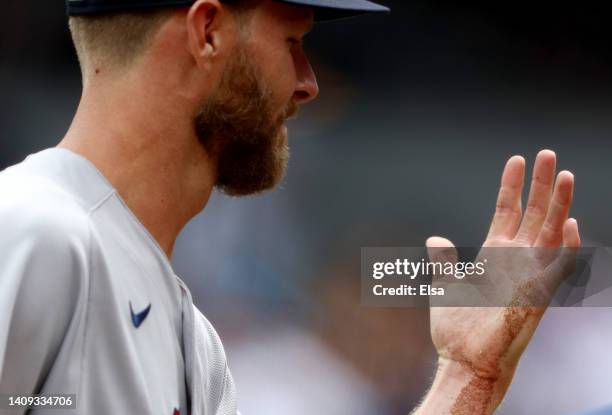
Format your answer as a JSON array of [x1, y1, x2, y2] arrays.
[[129, 301, 151, 328]]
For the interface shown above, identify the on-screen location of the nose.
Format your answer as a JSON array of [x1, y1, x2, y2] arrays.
[[292, 46, 319, 104]]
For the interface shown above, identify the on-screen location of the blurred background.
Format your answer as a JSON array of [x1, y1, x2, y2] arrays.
[[2, 0, 612, 413]]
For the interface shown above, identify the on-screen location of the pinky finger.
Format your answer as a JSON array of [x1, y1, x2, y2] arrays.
[[562, 218, 581, 248], [540, 218, 581, 302]]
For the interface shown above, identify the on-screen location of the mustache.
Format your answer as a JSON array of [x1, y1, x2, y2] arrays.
[[281, 101, 299, 122]]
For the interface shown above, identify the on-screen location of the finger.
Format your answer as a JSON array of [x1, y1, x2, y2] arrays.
[[487, 156, 526, 240], [426, 237, 458, 304], [535, 217, 580, 270], [556, 218, 581, 286], [535, 171, 574, 247], [426, 236, 458, 265], [539, 219, 581, 302], [516, 149, 556, 243], [562, 218, 581, 248]]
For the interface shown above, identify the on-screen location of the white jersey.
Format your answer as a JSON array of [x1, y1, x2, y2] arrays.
[[0, 148, 238, 415]]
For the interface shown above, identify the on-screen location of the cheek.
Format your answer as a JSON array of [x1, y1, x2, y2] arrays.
[[263, 47, 298, 107], [249, 38, 297, 108]]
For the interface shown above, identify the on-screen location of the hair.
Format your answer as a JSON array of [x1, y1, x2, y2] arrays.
[[69, 9, 173, 76], [69, 0, 260, 77]]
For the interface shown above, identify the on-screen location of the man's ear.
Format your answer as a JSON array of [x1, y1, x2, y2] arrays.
[[186, 0, 231, 72]]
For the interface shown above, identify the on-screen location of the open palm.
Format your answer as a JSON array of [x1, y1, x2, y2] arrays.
[[426, 150, 580, 411]]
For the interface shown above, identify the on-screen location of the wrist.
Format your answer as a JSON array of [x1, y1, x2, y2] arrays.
[[415, 357, 502, 415]]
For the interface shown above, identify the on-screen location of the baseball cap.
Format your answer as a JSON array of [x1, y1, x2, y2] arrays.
[[66, 0, 390, 21]]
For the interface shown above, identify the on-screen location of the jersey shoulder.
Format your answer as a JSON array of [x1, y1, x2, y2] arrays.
[[0, 162, 93, 249]]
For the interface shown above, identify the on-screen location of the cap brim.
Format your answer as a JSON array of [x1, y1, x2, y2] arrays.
[[276, 0, 390, 22]]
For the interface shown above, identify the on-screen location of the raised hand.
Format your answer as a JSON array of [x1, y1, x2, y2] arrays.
[[415, 150, 580, 415]]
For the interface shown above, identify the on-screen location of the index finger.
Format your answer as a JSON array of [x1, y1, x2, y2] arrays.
[[487, 155, 526, 240]]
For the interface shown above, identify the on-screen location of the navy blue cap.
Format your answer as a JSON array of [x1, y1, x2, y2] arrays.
[[276, 0, 389, 21], [66, 0, 389, 21]]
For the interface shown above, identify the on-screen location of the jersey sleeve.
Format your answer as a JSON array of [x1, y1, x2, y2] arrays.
[[192, 306, 240, 415], [0, 195, 90, 397]]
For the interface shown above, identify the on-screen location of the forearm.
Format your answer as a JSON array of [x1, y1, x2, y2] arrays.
[[412, 358, 508, 415]]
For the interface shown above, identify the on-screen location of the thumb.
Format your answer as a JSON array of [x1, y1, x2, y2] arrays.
[[426, 236, 458, 265], [426, 237, 459, 306]]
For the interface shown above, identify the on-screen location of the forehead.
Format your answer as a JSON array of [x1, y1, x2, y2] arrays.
[[249, 0, 314, 34]]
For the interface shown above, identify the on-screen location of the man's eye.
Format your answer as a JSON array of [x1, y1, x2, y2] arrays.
[[287, 37, 301, 46]]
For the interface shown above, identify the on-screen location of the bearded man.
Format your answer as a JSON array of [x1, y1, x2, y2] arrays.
[[0, 0, 580, 414]]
